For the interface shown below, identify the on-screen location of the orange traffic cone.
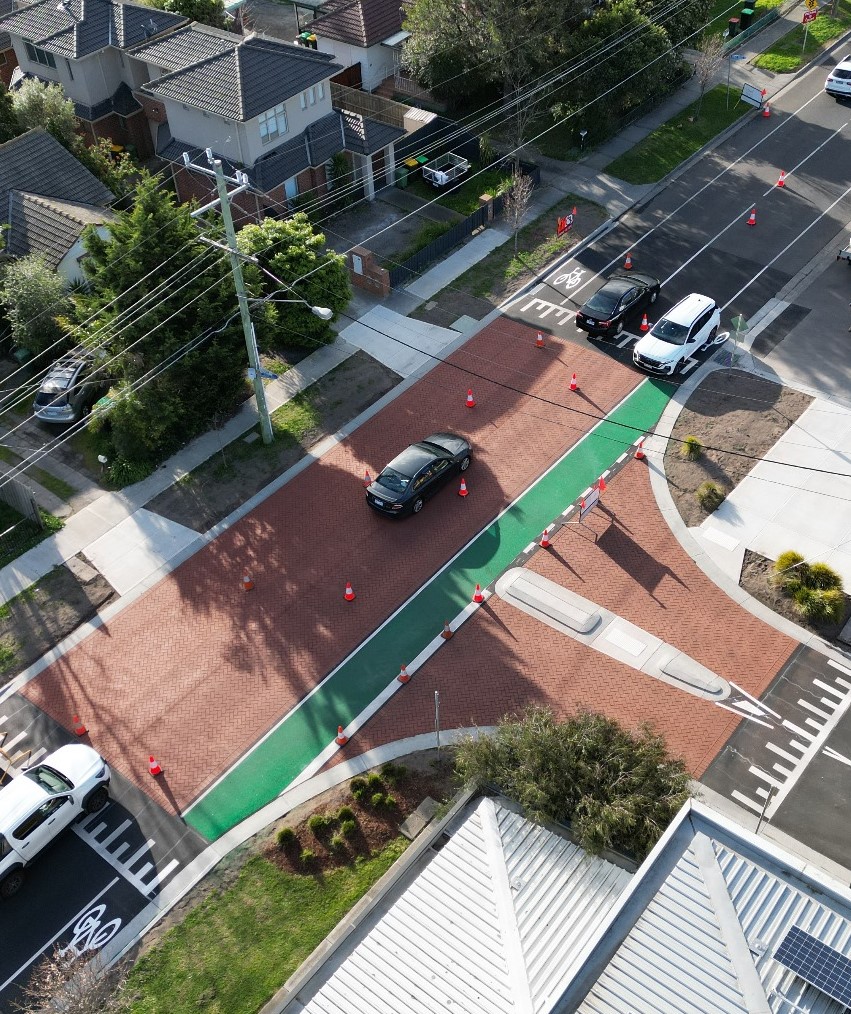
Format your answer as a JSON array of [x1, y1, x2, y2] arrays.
[[624, 252, 633, 270], [569, 372, 578, 392], [634, 438, 646, 460], [242, 572, 254, 591], [472, 583, 484, 603], [777, 170, 786, 188], [465, 388, 476, 408], [540, 529, 551, 548], [73, 714, 87, 737], [441, 619, 453, 640], [149, 755, 162, 777], [458, 477, 469, 497], [335, 725, 348, 746], [640, 312, 649, 332], [746, 208, 756, 227], [598, 475, 607, 492], [535, 332, 545, 348], [762, 103, 770, 118], [397, 664, 411, 684], [363, 469, 372, 487], [344, 581, 356, 601]]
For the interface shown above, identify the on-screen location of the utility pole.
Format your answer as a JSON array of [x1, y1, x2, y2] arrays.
[[183, 150, 273, 445]]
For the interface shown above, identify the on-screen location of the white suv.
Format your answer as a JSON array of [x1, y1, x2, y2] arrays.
[[825, 55, 851, 100], [633, 293, 721, 375], [0, 745, 110, 898]]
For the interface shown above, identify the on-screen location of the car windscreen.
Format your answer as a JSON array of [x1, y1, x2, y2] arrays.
[[376, 468, 410, 495], [25, 765, 74, 794], [583, 289, 620, 316], [650, 318, 689, 345]]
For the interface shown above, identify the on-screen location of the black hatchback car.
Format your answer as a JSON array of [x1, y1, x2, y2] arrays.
[[575, 271, 661, 338], [366, 433, 471, 517]]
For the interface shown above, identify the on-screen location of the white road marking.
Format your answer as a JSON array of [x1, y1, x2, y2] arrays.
[[617, 333, 636, 348], [760, 121, 848, 197], [0, 878, 119, 993], [814, 679, 845, 700], [766, 742, 799, 764], [799, 699, 832, 721], [679, 359, 699, 375], [829, 659, 851, 679], [749, 765, 783, 789], [789, 739, 808, 753], [732, 789, 762, 813], [99, 818, 131, 847], [782, 720, 816, 741], [823, 746, 851, 767], [772, 762, 793, 777]]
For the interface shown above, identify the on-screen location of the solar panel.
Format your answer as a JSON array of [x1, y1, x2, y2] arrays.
[[775, 926, 851, 1009]]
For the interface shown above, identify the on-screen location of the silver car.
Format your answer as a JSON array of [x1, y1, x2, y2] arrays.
[[33, 355, 108, 424]]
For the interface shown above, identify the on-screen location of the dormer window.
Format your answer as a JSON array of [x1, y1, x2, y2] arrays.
[[258, 102, 287, 144], [24, 40, 56, 69]]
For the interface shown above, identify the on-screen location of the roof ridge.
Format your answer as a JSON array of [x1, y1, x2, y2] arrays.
[[13, 190, 111, 224]]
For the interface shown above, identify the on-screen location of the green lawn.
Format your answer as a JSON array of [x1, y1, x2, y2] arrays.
[[125, 840, 407, 1014], [606, 85, 747, 184], [0, 446, 76, 502], [753, 0, 851, 72], [380, 219, 454, 269], [0, 502, 63, 567], [405, 164, 513, 216]]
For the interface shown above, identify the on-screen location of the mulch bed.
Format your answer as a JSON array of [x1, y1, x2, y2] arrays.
[[265, 753, 459, 875], [740, 549, 850, 643]]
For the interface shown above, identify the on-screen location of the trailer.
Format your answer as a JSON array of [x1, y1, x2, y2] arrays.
[[422, 152, 470, 187]]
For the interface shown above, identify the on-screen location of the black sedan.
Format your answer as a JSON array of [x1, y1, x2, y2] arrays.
[[366, 433, 471, 517], [575, 271, 661, 338]]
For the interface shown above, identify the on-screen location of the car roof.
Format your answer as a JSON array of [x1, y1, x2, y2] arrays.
[[40, 357, 88, 392], [0, 774, 46, 832], [385, 442, 439, 477], [662, 292, 715, 324], [608, 271, 658, 288]]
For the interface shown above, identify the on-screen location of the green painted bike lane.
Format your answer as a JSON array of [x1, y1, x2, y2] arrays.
[[186, 378, 674, 839]]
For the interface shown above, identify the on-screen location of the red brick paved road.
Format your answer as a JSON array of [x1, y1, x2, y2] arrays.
[[22, 319, 640, 813], [330, 459, 798, 777]]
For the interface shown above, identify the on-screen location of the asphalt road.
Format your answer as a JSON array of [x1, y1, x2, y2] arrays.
[[505, 51, 851, 385], [0, 694, 205, 1008]]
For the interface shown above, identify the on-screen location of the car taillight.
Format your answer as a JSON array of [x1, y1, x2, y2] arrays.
[[599, 320, 611, 328]]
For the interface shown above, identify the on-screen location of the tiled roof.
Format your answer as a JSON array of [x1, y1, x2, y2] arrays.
[[0, 0, 187, 59], [0, 0, 14, 53], [159, 110, 347, 192], [7, 191, 114, 267], [342, 109, 404, 155], [0, 129, 113, 225], [131, 22, 238, 72], [308, 0, 406, 48], [142, 34, 341, 121]]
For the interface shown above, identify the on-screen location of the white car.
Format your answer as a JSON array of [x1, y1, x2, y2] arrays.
[[825, 55, 851, 100], [0, 745, 110, 898], [633, 293, 722, 375]]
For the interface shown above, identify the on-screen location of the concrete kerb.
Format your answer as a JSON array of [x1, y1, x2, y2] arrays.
[[645, 354, 851, 668]]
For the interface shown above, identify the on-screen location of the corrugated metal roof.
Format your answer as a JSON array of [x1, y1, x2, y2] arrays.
[[297, 797, 631, 1014], [574, 810, 851, 1014]]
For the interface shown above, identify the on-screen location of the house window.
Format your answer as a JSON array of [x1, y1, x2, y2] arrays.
[[308, 86, 315, 105], [300, 86, 317, 109], [300, 92, 306, 110], [258, 103, 287, 144], [65, 58, 73, 79], [318, 82, 325, 100], [284, 177, 298, 201], [24, 40, 56, 69]]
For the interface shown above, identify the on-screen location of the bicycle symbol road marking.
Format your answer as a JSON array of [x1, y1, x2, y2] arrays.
[[59, 904, 122, 957], [553, 266, 584, 290]]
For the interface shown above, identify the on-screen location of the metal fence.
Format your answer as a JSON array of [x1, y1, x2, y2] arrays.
[[0, 474, 40, 526], [724, 7, 780, 51], [387, 161, 540, 289]]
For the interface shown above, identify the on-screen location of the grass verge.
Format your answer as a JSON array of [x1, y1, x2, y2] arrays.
[[606, 85, 747, 184], [0, 446, 76, 501], [753, 0, 851, 72], [380, 219, 454, 270], [404, 164, 513, 216], [0, 502, 63, 567], [125, 839, 407, 1014]]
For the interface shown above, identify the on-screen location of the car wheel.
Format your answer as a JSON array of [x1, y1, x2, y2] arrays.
[[459, 455, 470, 472], [615, 320, 624, 335], [85, 786, 109, 814], [0, 870, 24, 899], [649, 288, 659, 304], [412, 497, 424, 514], [705, 326, 718, 349]]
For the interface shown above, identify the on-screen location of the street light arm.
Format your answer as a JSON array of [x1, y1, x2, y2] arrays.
[[252, 267, 334, 321]]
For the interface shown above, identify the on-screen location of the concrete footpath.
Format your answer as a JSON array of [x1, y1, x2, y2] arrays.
[[0, 0, 809, 608]]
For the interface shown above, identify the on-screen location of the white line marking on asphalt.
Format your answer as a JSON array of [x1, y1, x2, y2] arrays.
[[616, 453, 627, 463], [755, 786, 770, 799], [772, 763, 793, 777], [760, 121, 848, 197], [749, 765, 783, 788], [829, 659, 851, 679], [124, 840, 155, 870], [617, 333, 635, 348], [766, 742, 799, 764], [823, 746, 851, 767], [146, 858, 179, 890], [0, 878, 119, 994], [789, 739, 808, 753], [804, 717, 823, 731], [99, 819, 131, 848], [782, 720, 815, 741], [799, 700, 831, 721], [523, 541, 535, 554], [732, 790, 762, 813], [679, 359, 699, 374], [814, 678, 845, 700]]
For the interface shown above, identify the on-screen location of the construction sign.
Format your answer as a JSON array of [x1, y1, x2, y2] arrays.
[[557, 207, 578, 236], [803, 9, 817, 21]]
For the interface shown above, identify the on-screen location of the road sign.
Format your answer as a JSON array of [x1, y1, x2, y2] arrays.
[[805, 0, 818, 11], [730, 314, 750, 333], [557, 207, 577, 236], [803, 8, 817, 21], [246, 367, 278, 381]]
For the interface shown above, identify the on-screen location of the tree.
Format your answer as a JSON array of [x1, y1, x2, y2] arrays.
[[0, 86, 22, 144], [12, 945, 127, 1014], [72, 136, 139, 201], [0, 254, 70, 356], [141, 0, 230, 28], [76, 175, 246, 466], [693, 33, 726, 117], [455, 707, 692, 859], [11, 78, 77, 147], [502, 171, 535, 255], [235, 214, 350, 351]]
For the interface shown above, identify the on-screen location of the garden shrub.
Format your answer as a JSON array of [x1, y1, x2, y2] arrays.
[[774, 550, 808, 590], [680, 435, 703, 460], [276, 826, 295, 849], [366, 772, 383, 791], [350, 777, 367, 801], [308, 814, 333, 837], [340, 819, 357, 838], [330, 833, 346, 851], [807, 562, 842, 591], [337, 805, 355, 823], [370, 792, 385, 808], [384, 795, 397, 809], [795, 587, 845, 625], [299, 848, 315, 866], [696, 480, 724, 512], [381, 762, 408, 786]]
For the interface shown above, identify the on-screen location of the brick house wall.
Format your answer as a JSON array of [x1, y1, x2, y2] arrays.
[[0, 47, 18, 88], [171, 163, 263, 225], [79, 109, 155, 159]]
